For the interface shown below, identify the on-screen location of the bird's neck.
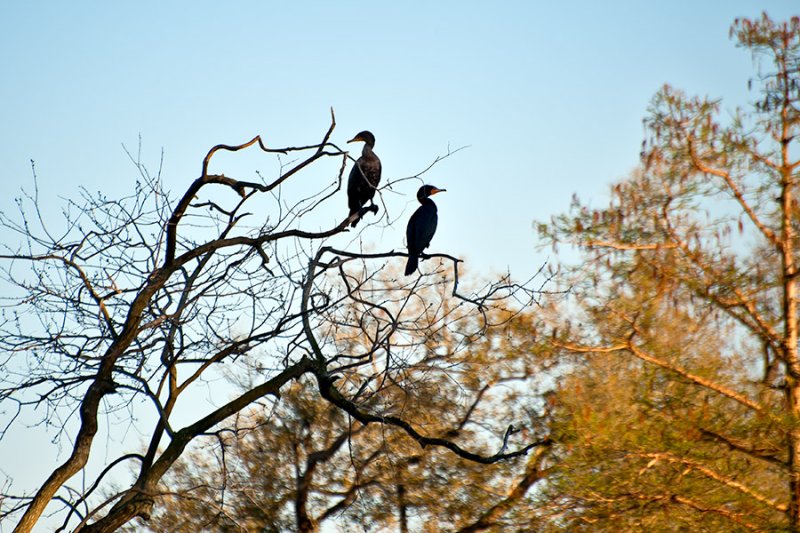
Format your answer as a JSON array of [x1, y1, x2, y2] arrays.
[[362, 144, 374, 157], [419, 198, 437, 208]]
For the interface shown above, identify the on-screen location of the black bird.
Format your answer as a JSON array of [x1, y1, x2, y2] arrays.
[[405, 185, 446, 276], [346, 131, 382, 227]]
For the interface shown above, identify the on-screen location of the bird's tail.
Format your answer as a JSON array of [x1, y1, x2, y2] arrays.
[[349, 207, 360, 228], [404, 255, 418, 276]]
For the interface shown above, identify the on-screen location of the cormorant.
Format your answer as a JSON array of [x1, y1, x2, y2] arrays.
[[405, 185, 446, 276], [346, 131, 381, 227]]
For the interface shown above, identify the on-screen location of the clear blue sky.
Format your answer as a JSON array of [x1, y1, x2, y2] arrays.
[[0, 1, 797, 527], [2, 2, 795, 277]]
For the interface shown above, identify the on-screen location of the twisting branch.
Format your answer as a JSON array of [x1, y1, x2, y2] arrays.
[[633, 452, 788, 512], [164, 109, 342, 267], [315, 373, 550, 464], [556, 339, 770, 416], [456, 445, 552, 532], [55, 454, 144, 533], [686, 136, 780, 249]]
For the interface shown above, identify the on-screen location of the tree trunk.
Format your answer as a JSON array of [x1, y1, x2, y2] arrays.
[[780, 42, 800, 530], [397, 483, 408, 533]]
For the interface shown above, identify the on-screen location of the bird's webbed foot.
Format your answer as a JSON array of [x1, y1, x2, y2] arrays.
[[348, 204, 380, 228], [357, 204, 379, 220]]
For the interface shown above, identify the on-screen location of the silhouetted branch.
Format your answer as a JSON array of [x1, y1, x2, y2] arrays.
[[316, 373, 550, 464]]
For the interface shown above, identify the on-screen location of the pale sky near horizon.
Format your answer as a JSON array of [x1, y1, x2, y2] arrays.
[[1, 2, 798, 529]]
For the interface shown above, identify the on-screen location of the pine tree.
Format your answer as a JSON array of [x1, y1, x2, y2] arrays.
[[537, 14, 800, 531]]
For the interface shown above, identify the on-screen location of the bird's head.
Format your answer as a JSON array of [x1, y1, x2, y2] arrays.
[[417, 185, 446, 202], [347, 130, 376, 148]]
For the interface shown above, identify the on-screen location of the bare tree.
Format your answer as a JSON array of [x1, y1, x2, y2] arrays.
[[0, 113, 549, 532]]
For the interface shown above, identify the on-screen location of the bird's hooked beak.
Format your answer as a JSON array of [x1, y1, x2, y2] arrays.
[[347, 135, 363, 144], [430, 187, 446, 195]]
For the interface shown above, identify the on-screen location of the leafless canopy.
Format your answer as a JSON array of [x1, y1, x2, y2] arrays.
[[0, 113, 550, 532]]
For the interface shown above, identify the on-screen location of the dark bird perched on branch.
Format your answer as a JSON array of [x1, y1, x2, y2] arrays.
[[405, 185, 446, 276], [346, 130, 382, 227]]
